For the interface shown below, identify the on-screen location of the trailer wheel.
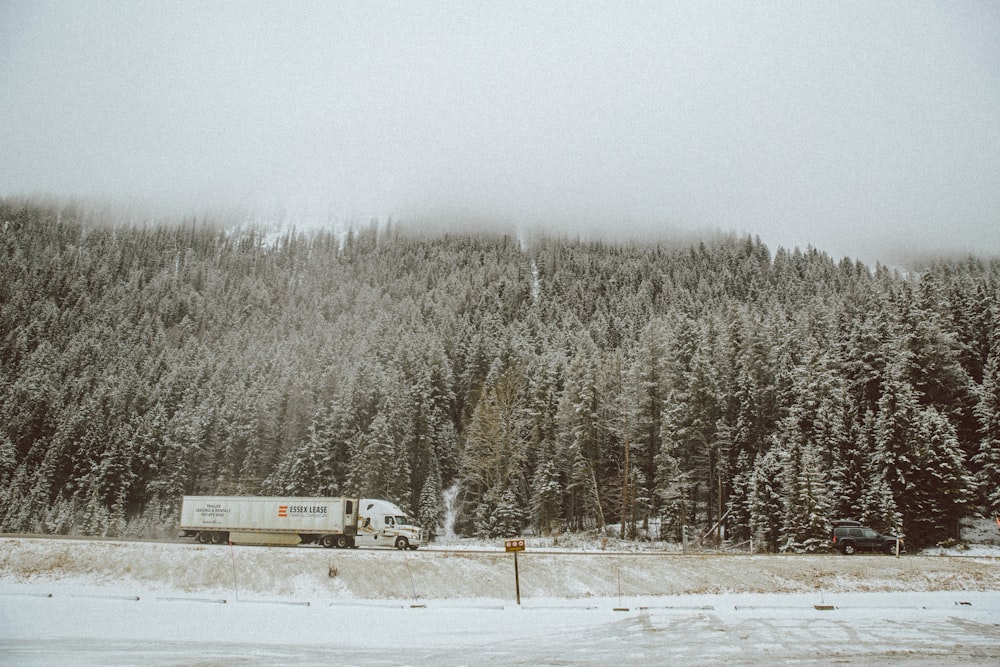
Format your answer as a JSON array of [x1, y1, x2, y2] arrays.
[[210, 532, 227, 545], [394, 537, 409, 550], [196, 531, 211, 544], [320, 535, 336, 549], [335, 535, 349, 549]]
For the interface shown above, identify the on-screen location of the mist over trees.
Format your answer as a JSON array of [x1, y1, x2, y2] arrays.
[[2, 199, 998, 549]]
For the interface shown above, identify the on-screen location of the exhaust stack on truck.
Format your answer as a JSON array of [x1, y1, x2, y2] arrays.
[[179, 496, 424, 549]]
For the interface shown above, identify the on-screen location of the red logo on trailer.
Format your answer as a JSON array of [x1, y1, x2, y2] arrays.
[[278, 505, 288, 517]]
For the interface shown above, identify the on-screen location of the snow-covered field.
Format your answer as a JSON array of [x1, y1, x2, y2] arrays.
[[2, 537, 999, 665]]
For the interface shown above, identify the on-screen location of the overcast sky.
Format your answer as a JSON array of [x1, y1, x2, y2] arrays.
[[2, 1, 998, 264]]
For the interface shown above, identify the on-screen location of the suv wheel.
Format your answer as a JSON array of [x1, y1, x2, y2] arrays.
[[841, 542, 856, 555]]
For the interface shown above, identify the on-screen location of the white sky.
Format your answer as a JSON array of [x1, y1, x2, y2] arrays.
[[1, 1, 998, 263]]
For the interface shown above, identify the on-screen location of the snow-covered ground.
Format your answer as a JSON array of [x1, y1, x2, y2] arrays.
[[2, 585, 999, 666], [1, 537, 999, 665]]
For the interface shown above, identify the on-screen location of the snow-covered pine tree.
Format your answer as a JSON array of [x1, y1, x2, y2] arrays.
[[974, 353, 1000, 518], [262, 401, 345, 495], [560, 438, 601, 532], [828, 407, 866, 522], [906, 406, 972, 545], [347, 411, 411, 509], [725, 450, 753, 543], [417, 457, 443, 539], [874, 357, 921, 533], [907, 272, 973, 414], [555, 344, 607, 531], [629, 320, 667, 525], [659, 317, 724, 533], [491, 487, 526, 538], [858, 409, 902, 533], [530, 455, 562, 535], [875, 355, 972, 545], [457, 367, 529, 535], [0, 435, 17, 488], [525, 351, 565, 534], [780, 438, 831, 553], [838, 285, 891, 416], [654, 421, 690, 541], [749, 448, 783, 552]]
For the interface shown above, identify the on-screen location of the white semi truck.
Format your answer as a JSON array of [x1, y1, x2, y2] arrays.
[[179, 496, 425, 549]]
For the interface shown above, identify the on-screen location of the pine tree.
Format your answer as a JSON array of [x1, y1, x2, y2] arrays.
[[907, 273, 973, 413], [974, 353, 1000, 517], [491, 487, 526, 538], [560, 438, 601, 532], [654, 419, 695, 543], [875, 354, 972, 545], [875, 358, 921, 529], [749, 449, 783, 552], [906, 407, 973, 544], [555, 345, 608, 531], [348, 412, 411, 509], [525, 350, 565, 534], [262, 401, 346, 496], [417, 458, 443, 539], [629, 320, 667, 523], [457, 368, 530, 534], [828, 404, 866, 522], [858, 410, 902, 533], [530, 456, 562, 535], [838, 287, 891, 415], [725, 450, 753, 543], [0, 435, 16, 486], [780, 439, 831, 553], [659, 318, 724, 532]]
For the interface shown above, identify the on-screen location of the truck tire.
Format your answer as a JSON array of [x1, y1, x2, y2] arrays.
[[320, 535, 336, 549], [395, 537, 409, 550], [210, 532, 227, 545], [197, 531, 211, 544], [335, 535, 349, 549]]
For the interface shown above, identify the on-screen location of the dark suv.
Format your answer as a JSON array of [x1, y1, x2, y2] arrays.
[[830, 520, 903, 555]]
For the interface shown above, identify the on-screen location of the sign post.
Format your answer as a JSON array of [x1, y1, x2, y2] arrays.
[[505, 539, 526, 605], [228, 537, 239, 602]]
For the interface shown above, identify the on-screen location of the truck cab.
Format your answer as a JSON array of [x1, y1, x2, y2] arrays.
[[355, 498, 425, 550]]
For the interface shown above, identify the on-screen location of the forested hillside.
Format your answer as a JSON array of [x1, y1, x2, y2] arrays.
[[2, 200, 998, 549]]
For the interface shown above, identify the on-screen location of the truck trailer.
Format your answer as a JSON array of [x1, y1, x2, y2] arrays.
[[179, 496, 425, 549]]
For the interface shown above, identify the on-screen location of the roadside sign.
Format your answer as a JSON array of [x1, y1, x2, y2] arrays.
[[504, 539, 526, 605], [505, 539, 525, 552]]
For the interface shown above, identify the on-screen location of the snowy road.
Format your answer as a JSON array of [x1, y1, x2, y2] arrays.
[[2, 587, 999, 666]]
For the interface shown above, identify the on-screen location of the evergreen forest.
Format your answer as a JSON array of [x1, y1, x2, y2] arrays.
[[3, 199, 999, 550]]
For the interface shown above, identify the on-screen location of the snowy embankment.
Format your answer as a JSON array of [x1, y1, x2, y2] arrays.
[[2, 537, 1000, 600], [2, 537, 999, 666]]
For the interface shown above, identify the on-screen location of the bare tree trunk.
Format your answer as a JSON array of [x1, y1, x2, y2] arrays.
[[620, 433, 628, 540], [589, 464, 605, 531]]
